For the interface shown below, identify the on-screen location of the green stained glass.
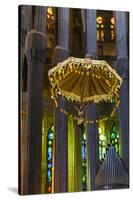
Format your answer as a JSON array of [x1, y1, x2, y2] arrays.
[[111, 132, 116, 139], [112, 125, 116, 132], [51, 125, 54, 132], [83, 133, 86, 140], [110, 123, 120, 155], [102, 147, 106, 154], [48, 141, 52, 145], [100, 134, 105, 141], [82, 176, 86, 182], [98, 122, 107, 161]]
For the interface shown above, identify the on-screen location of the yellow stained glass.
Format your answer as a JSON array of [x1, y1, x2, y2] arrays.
[[97, 30, 100, 41], [110, 25, 114, 29], [97, 16, 103, 24], [111, 30, 115, 40], [101, 30, 104, 41], [111, 17, 115, 25], [47, 14, 50, 19], [47, 7, 53, 15]]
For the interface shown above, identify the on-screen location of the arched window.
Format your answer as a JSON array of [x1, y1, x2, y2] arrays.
[[81, 124, 87, 191], [110, 123, 119, 154], [46, 125, 54, 193], [97, 16, 104, 42]]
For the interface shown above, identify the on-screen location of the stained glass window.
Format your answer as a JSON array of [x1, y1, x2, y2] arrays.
[[96, 15, 115, 42], [110, 123, 119, 154], [110, 17, 115, 41], [99, 121, 106, 162], [96, 16, 104, 42], [47, 7, 55, 33], [99, 119, 120, 161], [46, 125, 54, 193], [82, 124, 87, 191]]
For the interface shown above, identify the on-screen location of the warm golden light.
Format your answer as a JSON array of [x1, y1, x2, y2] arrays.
[[111, 17, 115, 25], [97, 16, 103, 24], [47, 7, 53, 15]]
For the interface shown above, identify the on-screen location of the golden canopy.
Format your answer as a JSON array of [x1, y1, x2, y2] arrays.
[[48, 57, 122, 105]]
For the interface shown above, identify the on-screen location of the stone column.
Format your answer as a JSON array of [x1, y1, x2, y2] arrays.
[[86, 104, 99, 190], [85, 9, 99, 190], [86, 9, 97, 58], [58, 8, 69, 49], [53, 7, 69, 193], [33, 6, 48, 194], [19, 5, 33, 195], [34, 6, 47, 33], [115, 11, 128, 59], [24, 30, 47, 194], [114, 11, 129, 172], [68, 118, 82, 192], [68, 117, 75, 192], [52, 47, 69, 193], [19, 5, 33, 91]]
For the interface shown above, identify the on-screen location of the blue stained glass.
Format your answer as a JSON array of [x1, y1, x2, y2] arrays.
[[47, 125, 55, 193], [48, 163, 52, 168], [82, 145, 86, 159], [48, 147, 52, 160], [48, 132, 54, 140], [82, 124, 87, 191], [48, 169, 51, 177]]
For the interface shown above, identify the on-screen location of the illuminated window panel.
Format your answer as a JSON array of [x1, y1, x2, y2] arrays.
[[97, 15, 115, 42], [82, 124, 87, 191], [97, 16, 103, 24], [101, 30, 104, 41], [110, 123, 119, 154], [111, 30, 115, 40], [111, 17, 115, 25], [46, 125, 54, 193], [110, 17, 115, 41], [98, 122, 106, 162], [97, 30, 100, 41], [47, 7, 55, 33], [96, 16, 104, 42], [110, 25, 114, 29]]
